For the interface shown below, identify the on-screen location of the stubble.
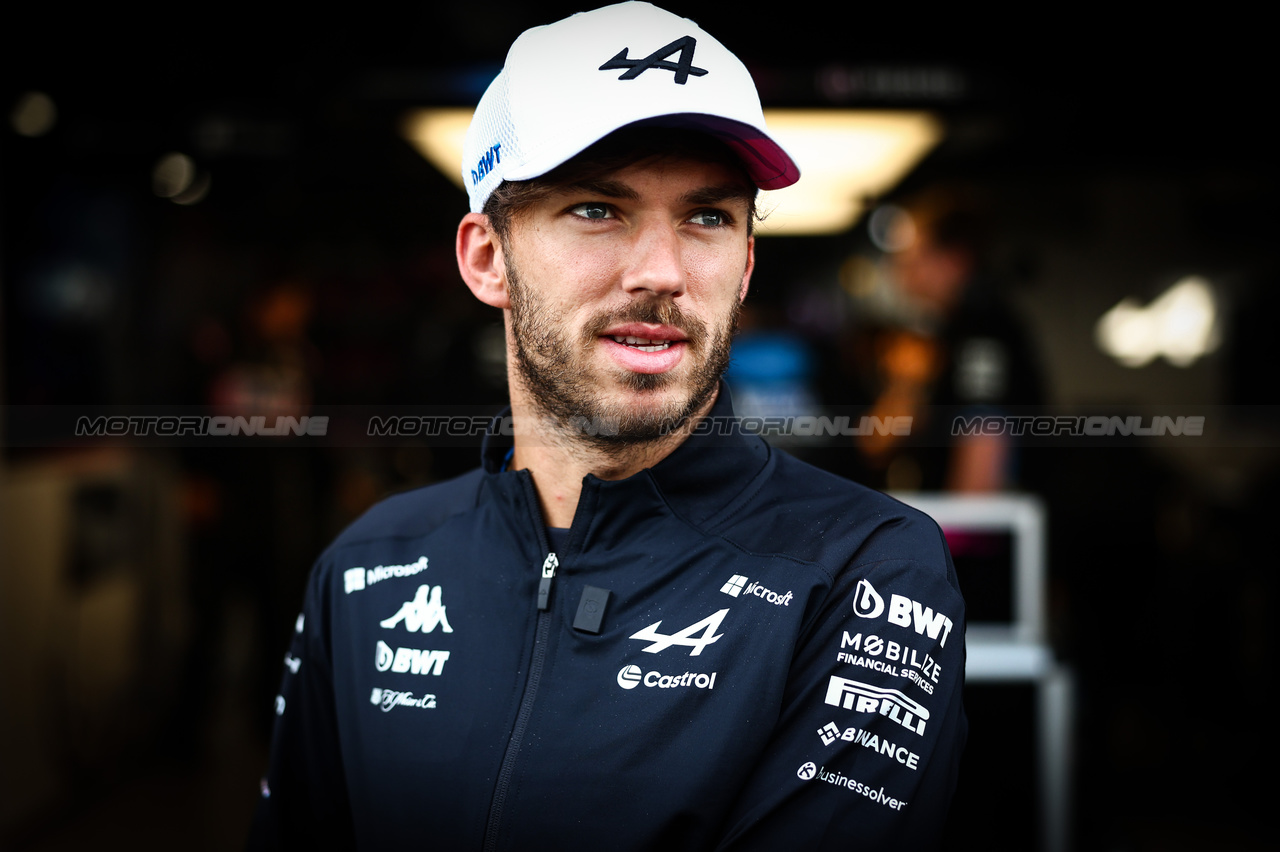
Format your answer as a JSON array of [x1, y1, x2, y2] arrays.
[[506, 254, 738, 451]]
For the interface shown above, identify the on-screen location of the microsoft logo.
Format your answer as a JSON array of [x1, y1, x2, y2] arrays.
[[720, 575, 748, 597]]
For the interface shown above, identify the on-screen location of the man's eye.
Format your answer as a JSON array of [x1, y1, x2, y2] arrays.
[[570, 203, 613, 220], [689, 210, 728, 227]]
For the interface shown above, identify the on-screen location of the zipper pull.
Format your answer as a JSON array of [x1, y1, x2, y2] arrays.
[[537, 553, 559, 611]]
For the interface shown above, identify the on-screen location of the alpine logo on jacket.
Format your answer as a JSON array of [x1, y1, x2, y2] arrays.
[[629, 609, 728, 656]]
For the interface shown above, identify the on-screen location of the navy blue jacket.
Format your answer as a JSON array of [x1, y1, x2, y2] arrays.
[[250, 388, 966, 850]]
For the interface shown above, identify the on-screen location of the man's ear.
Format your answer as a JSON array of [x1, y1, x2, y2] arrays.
[[738, 235, 755, 303], [456, 212, 511, 309]]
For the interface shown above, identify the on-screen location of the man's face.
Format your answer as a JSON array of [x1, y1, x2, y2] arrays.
[[499, 155, 755, 446]]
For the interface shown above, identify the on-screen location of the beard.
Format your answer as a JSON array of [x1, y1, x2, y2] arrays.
[[506, 255, 739, 450]]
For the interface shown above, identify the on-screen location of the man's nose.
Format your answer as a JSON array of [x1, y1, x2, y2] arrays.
[[621, 221, 687, 298]]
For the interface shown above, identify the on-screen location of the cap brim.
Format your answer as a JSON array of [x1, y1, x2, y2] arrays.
[[505, 113, 800, 192]]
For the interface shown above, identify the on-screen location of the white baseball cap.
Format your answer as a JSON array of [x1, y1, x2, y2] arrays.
[[461, 1, 800, 213]]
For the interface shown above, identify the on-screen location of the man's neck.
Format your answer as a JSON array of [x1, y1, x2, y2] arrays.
[[506, 393, 713, 529]]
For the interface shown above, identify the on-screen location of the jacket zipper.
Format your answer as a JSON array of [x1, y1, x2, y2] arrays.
[[482, 473, 559, 851], [537, 553, 559, 611]]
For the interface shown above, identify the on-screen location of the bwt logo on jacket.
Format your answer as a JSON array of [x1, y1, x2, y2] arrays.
[[851, 579, 954, 648], [375, 641, 450, 676]]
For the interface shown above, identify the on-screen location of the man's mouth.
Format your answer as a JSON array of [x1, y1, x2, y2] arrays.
[[610, 335, 674, 353]]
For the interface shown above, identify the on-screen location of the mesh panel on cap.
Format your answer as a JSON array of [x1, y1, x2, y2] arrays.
[[465, 70, 523, 213]]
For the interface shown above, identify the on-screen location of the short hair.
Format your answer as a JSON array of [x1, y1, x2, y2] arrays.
[[482, 125, 760, 245]]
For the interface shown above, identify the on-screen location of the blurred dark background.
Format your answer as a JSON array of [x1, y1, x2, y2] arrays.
[[2, 5, 1275, 849]]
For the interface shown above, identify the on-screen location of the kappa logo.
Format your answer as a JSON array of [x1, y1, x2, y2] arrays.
[[599, 35, 707, 85], [851, 579, 955, 648], [381, 585, 454, 634], [629, 608, 728, 656]]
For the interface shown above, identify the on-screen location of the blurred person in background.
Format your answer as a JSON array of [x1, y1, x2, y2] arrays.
[[249, 4, 966, 850], [841, 186, 1045, 493]]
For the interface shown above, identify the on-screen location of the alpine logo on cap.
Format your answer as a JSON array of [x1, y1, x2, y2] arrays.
[[599, 36, 707, 85]]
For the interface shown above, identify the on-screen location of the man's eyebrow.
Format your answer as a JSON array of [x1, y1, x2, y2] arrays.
[[679, 184, 756, 208], [550, 180, 754, 207], [555, 179, 640, 200]]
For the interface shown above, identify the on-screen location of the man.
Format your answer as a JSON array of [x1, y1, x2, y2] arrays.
[[846, 187, 1045, 493], [250, 4, 966, 849]]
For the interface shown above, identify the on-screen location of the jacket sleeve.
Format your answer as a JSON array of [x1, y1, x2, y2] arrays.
[[714, 524, 967, 852], [247, 557, 357, 850]]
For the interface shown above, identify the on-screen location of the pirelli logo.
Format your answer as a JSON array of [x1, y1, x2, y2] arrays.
[[824, 676, 930, 736]]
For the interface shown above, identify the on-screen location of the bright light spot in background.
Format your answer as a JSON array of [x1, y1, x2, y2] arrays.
[[1095, 276, 1221, 367], [755, 111, 942, 236], [867, 204, 916, 252], [401, 108, 474, 188], [151, 152, 210, 205], [10, 91, 58, 137], [399, 108, 942, 236]]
